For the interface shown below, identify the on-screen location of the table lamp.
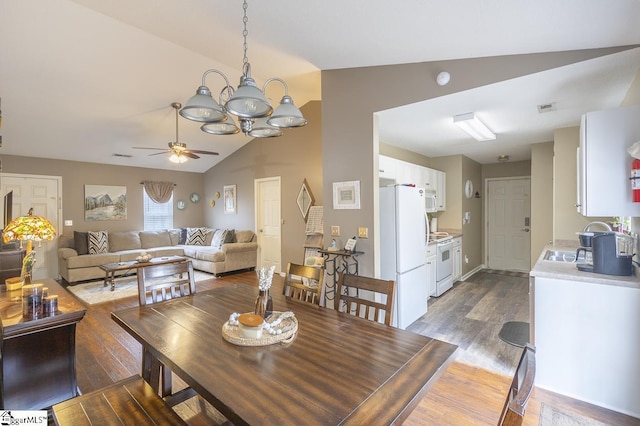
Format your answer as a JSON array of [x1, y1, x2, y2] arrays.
[[3, 208, 56, 286]]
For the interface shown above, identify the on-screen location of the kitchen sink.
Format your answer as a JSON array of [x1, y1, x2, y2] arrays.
[[543, 250, 585, 263]]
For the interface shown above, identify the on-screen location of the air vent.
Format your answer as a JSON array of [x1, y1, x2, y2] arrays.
[[112, 153, 132, 158], [537, 102, 557, 113]]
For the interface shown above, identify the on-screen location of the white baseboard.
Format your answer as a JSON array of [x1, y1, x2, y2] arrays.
[[460, 264, 485, 281]]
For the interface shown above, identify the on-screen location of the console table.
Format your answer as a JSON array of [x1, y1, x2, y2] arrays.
[[0, 278, 86, 409], [318, 249, 363, 307]]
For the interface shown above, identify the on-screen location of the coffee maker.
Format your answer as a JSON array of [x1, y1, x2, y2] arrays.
[[576, 232, 634, 276]]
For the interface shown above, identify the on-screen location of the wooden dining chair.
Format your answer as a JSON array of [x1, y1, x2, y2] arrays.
[[334, 273, 395, 326], [137, 260, 197, 400], [498, 343, 536, 426], [283, 262, 324, 305]]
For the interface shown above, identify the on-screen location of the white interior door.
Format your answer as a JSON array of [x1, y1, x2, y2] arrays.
[[486, 178, 531, 272], [0, 173, 62, 280], [255, 177, 282, 273]]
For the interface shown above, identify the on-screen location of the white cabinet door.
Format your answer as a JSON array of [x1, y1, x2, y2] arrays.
[[435, 170, 446, 211], [452, 237, 462, 281], [426, 243, 437, 297], [379, 155, 396, 180]]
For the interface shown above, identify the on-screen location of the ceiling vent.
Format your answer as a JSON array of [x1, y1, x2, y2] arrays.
[[537, 102, 557, 113], [112, 153, 132, 158]]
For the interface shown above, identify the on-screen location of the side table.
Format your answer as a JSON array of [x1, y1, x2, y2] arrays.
[[318, 249, 363, 307]]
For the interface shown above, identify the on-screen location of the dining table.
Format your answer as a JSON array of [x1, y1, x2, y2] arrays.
[[111, 284, 458, 425]]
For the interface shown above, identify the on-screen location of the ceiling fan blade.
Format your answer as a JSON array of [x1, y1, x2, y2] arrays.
[[182, 151, 200, 159], [132, 146, 167, 150], [189, 149, 219, 156], [148, 150, 170, 156]]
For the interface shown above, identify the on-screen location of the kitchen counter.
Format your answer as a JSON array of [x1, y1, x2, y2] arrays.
[[530, 240, 640, 290], [428, 228, 462, 244]]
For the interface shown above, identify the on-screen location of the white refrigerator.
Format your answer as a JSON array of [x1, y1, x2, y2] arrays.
[[380, 185, 429, 329]]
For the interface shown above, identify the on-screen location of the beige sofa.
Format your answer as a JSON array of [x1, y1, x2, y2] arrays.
[[57, 228, 258, 283]]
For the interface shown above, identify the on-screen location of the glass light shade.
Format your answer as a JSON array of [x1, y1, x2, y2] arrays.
[[248, 117, 283, 138], [169, 153, 188, 163], [201, 112, 240, 135], [267, 95, 307, 128], [225, 76, 273, 119], [180, 86, 226, 123]]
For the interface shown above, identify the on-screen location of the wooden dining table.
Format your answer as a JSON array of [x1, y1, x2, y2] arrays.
[[111, 284, 457, 425]]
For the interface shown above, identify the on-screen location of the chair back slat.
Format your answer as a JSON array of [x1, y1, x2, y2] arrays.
[[498, 343, 536, 426], [335, 273, 395, 326], [283, 262, 324, 305], [137, 261, 196, 306]]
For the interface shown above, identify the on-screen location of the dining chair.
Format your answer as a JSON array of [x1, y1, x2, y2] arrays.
[[137, 260, 197, 400], [498, 343, 536, 426], [282, 262, 324, 305], [334, 273, 395, 326]]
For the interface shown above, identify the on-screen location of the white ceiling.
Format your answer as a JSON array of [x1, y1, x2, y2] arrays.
[[1, 0, 640, 171]]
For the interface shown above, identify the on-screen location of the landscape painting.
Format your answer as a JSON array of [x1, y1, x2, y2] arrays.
[[85, 185, 127, 221]]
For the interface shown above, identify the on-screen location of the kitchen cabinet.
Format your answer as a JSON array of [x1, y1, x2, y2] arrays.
[[379, 155, 396, 180], [435, 170, 446, 211], [452, 237, 462, 281], [426, 243, 437, 297], [378, 156, 446, 211], [577, 104, 640, 217]]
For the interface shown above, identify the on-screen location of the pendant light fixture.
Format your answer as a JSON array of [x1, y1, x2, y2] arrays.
[[180, 0, 307, 138]]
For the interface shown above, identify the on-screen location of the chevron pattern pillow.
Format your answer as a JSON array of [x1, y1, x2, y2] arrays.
[[186, 227, 209, 246], [88, 231, 109, 254]]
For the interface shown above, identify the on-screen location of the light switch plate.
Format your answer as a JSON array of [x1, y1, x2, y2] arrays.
[[331, 226, 340, 237], [358, 227, 368, 238], [64, 220, 73, 226]]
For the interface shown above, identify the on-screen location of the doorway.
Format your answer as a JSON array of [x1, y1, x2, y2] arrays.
[[0, 173, 62, 280], [255, 177, 282, 273], [486, 177, 531, 272]]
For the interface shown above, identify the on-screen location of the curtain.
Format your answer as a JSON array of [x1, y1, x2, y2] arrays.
[[143, 181, 174, 204]]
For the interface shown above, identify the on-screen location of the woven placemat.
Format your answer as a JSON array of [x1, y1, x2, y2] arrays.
[[222, 312, 298, 347]]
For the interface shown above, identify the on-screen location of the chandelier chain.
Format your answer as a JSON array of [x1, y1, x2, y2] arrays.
[[242, 0, 249, 67]]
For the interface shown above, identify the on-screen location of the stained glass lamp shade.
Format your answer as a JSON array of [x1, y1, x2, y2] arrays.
[[3, 208, 57, 254]]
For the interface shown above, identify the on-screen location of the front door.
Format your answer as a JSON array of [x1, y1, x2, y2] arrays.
[[255, 177, 282, 273], [0, 173, 62, 280], [486, 178, 531, 272]]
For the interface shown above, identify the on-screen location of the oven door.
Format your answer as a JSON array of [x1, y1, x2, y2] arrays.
[[436, 241, 453, 282]]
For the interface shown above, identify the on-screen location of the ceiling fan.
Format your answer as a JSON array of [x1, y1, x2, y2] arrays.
[[133, 102, 219, 163]]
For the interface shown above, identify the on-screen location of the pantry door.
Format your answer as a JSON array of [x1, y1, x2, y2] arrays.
[[486, 178, 531, 272], [255, 177, 282, 274], [0, 173, 62, 280]]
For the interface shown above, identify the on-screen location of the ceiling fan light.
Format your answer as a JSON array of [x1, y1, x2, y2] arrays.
[[201, 112, 240, 135], [248, 117, 283, 138], [180, 86, 226, 122], [225, 75, 272, 119], [453, 112, 496, 141], [169, 152, 188, 163], [267, 95, 307, 128]]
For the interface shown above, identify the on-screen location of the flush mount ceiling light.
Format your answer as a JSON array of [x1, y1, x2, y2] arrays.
[[498, 154, 510, 162], [180, 0, 307, 138], [453, 112, 496, 141]]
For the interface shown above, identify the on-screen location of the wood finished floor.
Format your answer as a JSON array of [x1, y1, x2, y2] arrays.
[[65, 270, 639, 425]]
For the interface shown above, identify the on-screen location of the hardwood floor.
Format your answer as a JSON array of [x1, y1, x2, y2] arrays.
[[65, 270, 639, 425]]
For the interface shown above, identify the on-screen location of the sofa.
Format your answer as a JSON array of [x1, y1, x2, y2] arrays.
[[57, 228, 258, 283]]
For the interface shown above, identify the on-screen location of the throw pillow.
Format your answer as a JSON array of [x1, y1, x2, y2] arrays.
[[186, 227, 209, 246], [74, 231, 89, 255], [211, 229, 228, 249], [235, 230, 254, 243], [224, 229, 236, 244], [88, 231, 109, 254], [178, 227, 187, 245]]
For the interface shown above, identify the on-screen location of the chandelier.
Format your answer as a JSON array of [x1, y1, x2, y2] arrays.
[[180, 0, 307, 138]]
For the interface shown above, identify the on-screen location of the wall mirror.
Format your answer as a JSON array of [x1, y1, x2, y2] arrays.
[[297, 179, 315, 222]]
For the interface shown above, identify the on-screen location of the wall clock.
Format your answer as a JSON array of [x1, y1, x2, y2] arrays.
[[464, 179, 474, 199]]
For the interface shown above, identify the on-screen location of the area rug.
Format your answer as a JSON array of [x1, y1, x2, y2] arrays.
[[66, 271, 215, 305], [539, 403, 613, 426]]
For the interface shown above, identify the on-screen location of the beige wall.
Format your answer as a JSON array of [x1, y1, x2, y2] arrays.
[[203, 101, 323, 268], [322, 48, 628, 276], [531, 142, 554, 265], [1, 156, 205, 234]]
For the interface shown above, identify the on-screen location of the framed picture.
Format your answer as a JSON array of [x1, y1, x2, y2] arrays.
[[84, 185, 127, 221], [296, 179, 315, 222], [223, 184, 237, 214], [332, 181, 360, 210]]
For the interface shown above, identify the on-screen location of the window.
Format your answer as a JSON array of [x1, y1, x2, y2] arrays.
[[143, 190, 173, 230]]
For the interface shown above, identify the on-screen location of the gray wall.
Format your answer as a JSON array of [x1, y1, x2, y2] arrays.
[[202, 101, 323, 267]]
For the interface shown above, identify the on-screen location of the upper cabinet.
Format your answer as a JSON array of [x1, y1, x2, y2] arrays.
[[379, 155, 446, 211], [577, 105, 640, 217]]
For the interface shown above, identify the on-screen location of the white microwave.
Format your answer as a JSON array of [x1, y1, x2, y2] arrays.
[[425, 191, 438, 212]]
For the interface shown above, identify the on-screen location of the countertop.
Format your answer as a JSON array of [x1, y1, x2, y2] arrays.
[[530, 240, 640, 290], [428, 228, 462, 244]]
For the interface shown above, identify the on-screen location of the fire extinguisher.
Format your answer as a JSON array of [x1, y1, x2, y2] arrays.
[[631, 158, 640, 202]]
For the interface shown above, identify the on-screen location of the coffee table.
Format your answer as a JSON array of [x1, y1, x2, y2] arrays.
[[99, 255, 187, 291]]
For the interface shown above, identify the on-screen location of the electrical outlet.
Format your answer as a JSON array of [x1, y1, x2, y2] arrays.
[[64, 220, 73, 226], [331, 226, 340, 237], [358, 227, 368, 238]]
